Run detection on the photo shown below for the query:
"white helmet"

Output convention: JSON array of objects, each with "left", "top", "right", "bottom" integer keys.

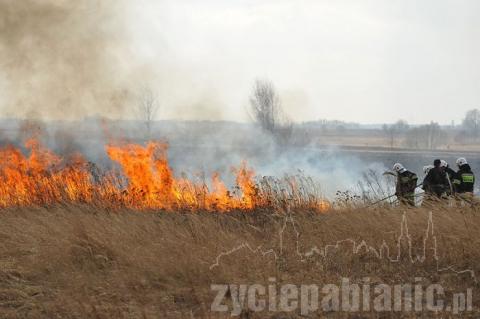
[
  {"left": 423, "top": 165, "right": 434, "bottom": 175},
  {"left": 393, "top": 163, "right": 406, "bottom": 173},
  {"left": 440, "top": 160, "right": 448, "bottom": 168},
  {"left": 456, "top": 157, "right": 467, "bottom": 167}
]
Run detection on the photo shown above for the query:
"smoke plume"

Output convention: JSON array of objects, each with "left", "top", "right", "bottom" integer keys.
[{"left": 0, "top": 0, "right": 140, "bottom": 119}]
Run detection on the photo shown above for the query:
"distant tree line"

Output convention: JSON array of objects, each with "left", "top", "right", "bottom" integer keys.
[
  {"left": 382, "top": 108, "right": 480, "bottom": 150},
  {"left": 457, "top": 109, "right": 480, "bottom": 141},
  {"left": 404, "top": 122, "right": 447, "bottom": 150},
  {"left": 248, "top": 76, "right": 480, "bottom": 150}
]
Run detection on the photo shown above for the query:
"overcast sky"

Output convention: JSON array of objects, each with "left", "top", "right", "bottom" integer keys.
[
  {"left": 1, "top": 0, "right": 478, "bottom": 124},
  {"left": 126, "top": 0, "right": 480, "bottom": 124}
]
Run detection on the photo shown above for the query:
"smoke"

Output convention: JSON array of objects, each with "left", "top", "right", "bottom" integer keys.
[
  {"left": 0, "top": 0, "right": 141, "bottom": 119},
  {"left": 0, "top": 1, "right": 395, "bottom": 199},
  {"left": 153, "top": 124, "right": 390, "bottom": 199}
]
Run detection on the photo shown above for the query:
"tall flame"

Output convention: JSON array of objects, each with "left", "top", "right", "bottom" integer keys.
[{"left": 0, "top": 139, "right": 330, "bottom": 212}]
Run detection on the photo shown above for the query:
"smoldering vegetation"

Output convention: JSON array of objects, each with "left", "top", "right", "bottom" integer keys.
[
  {"left": 2, "top": 115, "right": 479, "bottom": 204},
  {"left": 0, "top": 117, "right": 393, "bottom": 200},
  {"left": 0, "top": 1, "right": 478, "bottom": 202}
]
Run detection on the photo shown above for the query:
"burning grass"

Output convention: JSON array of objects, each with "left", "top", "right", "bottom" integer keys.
[
  {"left": 0, "top": 204, "right": 479, "bottom": 318},
  {"left": 0, "top": 139, "right": 329, "bottom": 212},
  {"left": 1, "top": 138, "right": 479, "bottom": 317}
]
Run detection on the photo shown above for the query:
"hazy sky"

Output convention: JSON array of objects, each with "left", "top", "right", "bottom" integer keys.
[
  {"left": 127, "top": 0, "right": 480, "bottom": 124},
  {"left": 1, "top": 0, "right": 479, "bottom": 124}
]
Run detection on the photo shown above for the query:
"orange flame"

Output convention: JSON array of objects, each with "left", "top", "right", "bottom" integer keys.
[{"left": 0, "top": 139, "right": 331, "bottom": 212}]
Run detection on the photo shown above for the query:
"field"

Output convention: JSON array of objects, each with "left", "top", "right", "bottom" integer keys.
[
  {"left": 1, "top": 203, "right": 479, "bottom": 318},
  {"left": 2, "top": 0, "right": 479, "bottom": 318},
  {"left": 0, "top": 124, "right": 479, "bottom": 318}
]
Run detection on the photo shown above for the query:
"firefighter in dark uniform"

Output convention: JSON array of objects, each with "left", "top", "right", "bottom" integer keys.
[
  {"left": 423, "top": 159, "right": 448, "bottom": 198},
  {"left": 422, "top": 165, "right": 434, "bottom": 197},
  {"left": 393, "top": 163, "right": 418, "bottom": 206},
  {"left": 440, "top": 160, "right": 456, "bottom": 195},
  {"left": 453, "top": 157, "right": 475, "bottom": 201}
]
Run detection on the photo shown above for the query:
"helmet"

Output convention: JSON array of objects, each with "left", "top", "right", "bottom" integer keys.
[
  {"left": 393, "top": 163, "right": 406, "bottom": 173},
  {"left": 440, "top": 160, "right": 448, "bottom": 168},
  {"left": 456, "top": 157, "right": 467, "bottom": 167},
  {"left": 423, "top": 165, "right": 434, "bottom": 175}
]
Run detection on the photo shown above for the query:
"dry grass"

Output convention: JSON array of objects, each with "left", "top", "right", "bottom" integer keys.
[{"left": 0, "top": 204, "right": 479, "bottom": 318}]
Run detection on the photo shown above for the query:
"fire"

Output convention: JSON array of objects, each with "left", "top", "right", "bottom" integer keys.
[
  {"left": 317, "top": 200, "right": 331, "bottom": 211},
  {"left": 0, "top": 139, "right": 331, "bottom": 212},
  {"left": 233, "top": 161, "right": 258, "bottom": 209},
  {"left": 105, "top": 142, "right": 177, "bottom": 209},
  {"left": 0, "top": 139, "right": 93, "bottom": 206}
]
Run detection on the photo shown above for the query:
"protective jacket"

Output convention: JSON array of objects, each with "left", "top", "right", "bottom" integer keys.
[
  {"left": 423, "top": 167, "right": 447, "bottom": 197},
  {"left": 396, "top": 170, "right": 418, "bottom": 205},
  {"left": 444, "top": 166, "right": 456, "bottom": 194},
  {"left": 454, "top": 164, "right": 475, "bottom": 193}
]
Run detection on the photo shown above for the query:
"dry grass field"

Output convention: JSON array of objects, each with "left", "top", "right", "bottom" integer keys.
[{"left": 0, "top": 203, "right": 479, "bottom": 318}]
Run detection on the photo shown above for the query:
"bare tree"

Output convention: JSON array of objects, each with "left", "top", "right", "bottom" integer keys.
[
  {"left": 405, "top": 127, "right": 421, "bottom": 149},
  {"left": 249, "top": 79, "right": 292, "bottom": 143},
  {"left": 382, "top": 120, "right": 409, "bottom": 149},
  {"left": 137, "top": 87, "right": 159, "bottom": 138},
  {"left": 405, "top": 122, "right": 446, "bottom": 150},
  {"left": 462, "top": 108, "right": 480, "bottom": 140}
]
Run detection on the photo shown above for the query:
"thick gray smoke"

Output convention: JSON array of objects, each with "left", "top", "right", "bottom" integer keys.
[
  {"left": 135, "top": 122, "right": 391, "bottom": 199},
  {"left": 0, "top": 0, "right": 142, "bottom": 119},
  {"left": 0, "top": 1, "right": 393, "bottom": 199}
]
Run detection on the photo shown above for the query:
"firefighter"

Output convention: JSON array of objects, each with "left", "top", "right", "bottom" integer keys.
[
  {"left": 393, "top": 163, "right": 418, "bottom": 206},
  {"left": 422, "top": 165, "right": 434, "bottom": 195},
  {"left": 423, "top": 159, "right": 448, "bottom": 198},
  {"left": 423, "top": 165, "right": 434, "bottom": 175},
  {"left": 454, "top": 158, "right": 475, "bottom": 200},
  {"left": 440, "top": 160, "right": 455, "bottom": 195}
]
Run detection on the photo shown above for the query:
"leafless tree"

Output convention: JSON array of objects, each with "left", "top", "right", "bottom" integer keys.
[
  {"left": 137, "top": 87, "right": 159, "bottom": 138},
  {"left": 382, "top": 119, "right": 409, "bottom": 149},
  {"left": 405, "top": 122, "right": 446, "bottom": 150},
  {"left": 462, "top": 108, "right": 480, "bottom": 140},
  {"left": 249, "top": 79, "right": 292, "bottom": 143}
]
